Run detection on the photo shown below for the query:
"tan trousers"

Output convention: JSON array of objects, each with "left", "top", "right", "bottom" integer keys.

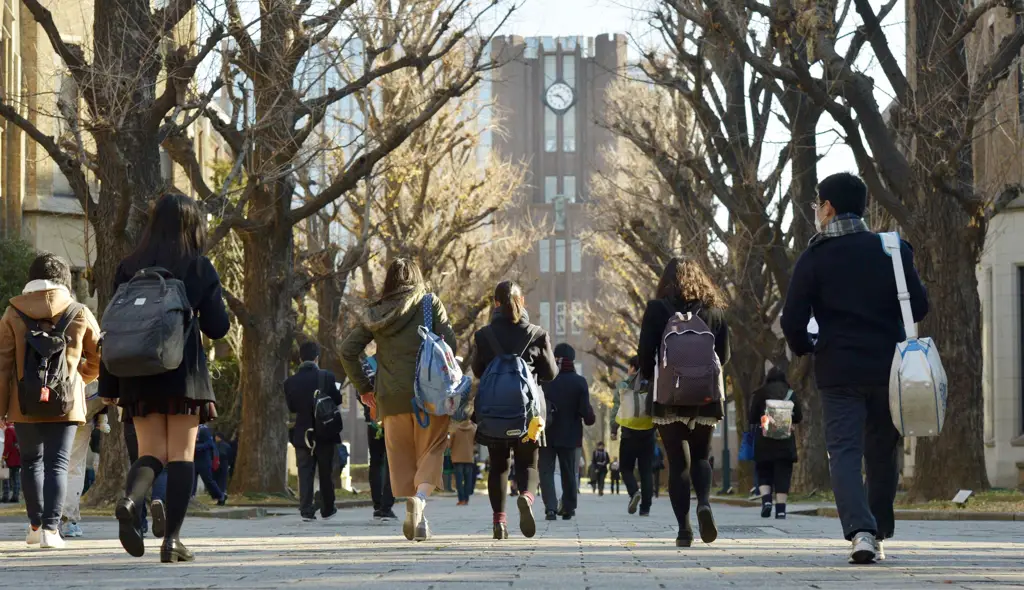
[{"left": 383, "top": 413, "right": 450, "bottom": 497}]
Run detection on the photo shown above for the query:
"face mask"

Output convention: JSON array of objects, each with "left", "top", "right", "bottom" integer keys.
[{"left": 814, "top": 211, "right": 824, "bottom": 233}]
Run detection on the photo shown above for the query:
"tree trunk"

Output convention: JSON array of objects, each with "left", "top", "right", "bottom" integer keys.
[
  {"left": 788, "top": 355, "right": 830, "bottom": 494},
  {"left": 231, "top": 218, "right": 294, "bottom": 494}
]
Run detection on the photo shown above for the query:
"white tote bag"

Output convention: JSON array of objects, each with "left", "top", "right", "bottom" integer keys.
[{"left": 880, "top": 232, "right": 948, "bottom": 437}]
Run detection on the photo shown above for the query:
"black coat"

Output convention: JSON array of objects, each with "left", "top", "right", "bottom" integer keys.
[
  {"left": 285, "top": 363, "right": 344, "bottom": 449},
  {"left": 747, "top": 379, "right": 803, "bottom": 463},
  {"left": 541, "top": 368, "right": 595, "bottom": 449},
  {"left": 471, "top": 311, "right": 558, "bottom": 445},
  {"left": 99, "top": 256, "right": 230, "bottom": 404},
  {"left": 637, "top": 297, "right": 731, "bottom": 420}
]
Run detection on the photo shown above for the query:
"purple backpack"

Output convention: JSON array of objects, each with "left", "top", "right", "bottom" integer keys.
[{"left": 654, "top": 305, "right": 722, "bottom": 407}]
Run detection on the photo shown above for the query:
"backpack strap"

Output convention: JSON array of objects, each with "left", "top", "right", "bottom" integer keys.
[
  {"left": 483, "top": 326, "right": 505, "bottom": 356},
  {"left": 10, "top": 306, "right": 39, "bottom": 331},
  {"left": 422, "top": 294, "right": 434, "bottom": 334},
  {"left": 784, "top": 389, "right": 793, "bottom": 402},
  {"left": 54, "top": 303, "right": 86, "bottom": 336},
  {"left": 880, "top": 232, "right": 917, "bottom": 340},
  {"left": 315, "top": 369, "right": 326, "bottom": 398}
]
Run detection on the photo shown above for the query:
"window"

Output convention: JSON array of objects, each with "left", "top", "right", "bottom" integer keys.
[
  {"left": 539, "top": 239, "right": 550, "bottom": 273},
  {"left": 571, "top": 239, "right": 582, "bottom": 272},
  {"left": 544, "top": 176, "right": 558, "bottom": 203},
  {"left": 545, "top": 108, "right": 557, "bottom": 152},
  {"left": 539, "top": 301, "right": 551, "bottom": 332},
  {"left": 563, "top": 106, "right": 576, "bottom": 152},
  {"left": 571, "top": 301, "right": 583, "bottom": 334},
  {"left": 564, "top": 176, "right": 577, "bottom": 203},
  {"left": 554, "top": 196, "right": 566, "bottom": 231},
  {"left": 555, "top": 239, "right": 566, "bottom": 272},
  {"left": 544, "top": 54, "right": 557, "bottom": 87},
  {"left": 562, "top": 55, "right": 575, "bottom": 88},
  {"left": 555, "top": 302, "right": 567, "bottom": 335}
]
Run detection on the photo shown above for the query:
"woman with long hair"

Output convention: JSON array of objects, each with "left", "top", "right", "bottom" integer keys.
[
  {"left": 470, "top": 280, "right": 557, "bottom": 540},
  {"left": 100, "top": 192, "right": 230, "bottom": 563},
  {"left": 637, "top": 257, "right": 730, "bottom": 547},
  {"left": 340, "top": 258, "right": 457, "bottom": 542}
]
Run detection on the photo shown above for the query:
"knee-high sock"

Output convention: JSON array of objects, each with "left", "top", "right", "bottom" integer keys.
[
  {"left": 124, "top": 456, "right": 164, "bottom": 505},
  {"left": 164, "top": 461, "right": 195, "bottom": 540}
]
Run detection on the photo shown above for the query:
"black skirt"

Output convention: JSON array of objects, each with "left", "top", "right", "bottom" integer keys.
[{"left": 121, "top": 397, "right": 218, "bottom": 424}]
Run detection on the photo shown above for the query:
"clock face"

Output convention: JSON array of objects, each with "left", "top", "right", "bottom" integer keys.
[{"left": 545, "top": 82, "right": 575, "bottom": 112}]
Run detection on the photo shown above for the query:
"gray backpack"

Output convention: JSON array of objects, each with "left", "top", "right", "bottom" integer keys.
[
  {"left": 654, "top": 303, "right": 723, "bottom": 407},
  {"left": 100, "top": 267, "right": 194, "bottom": 377}
]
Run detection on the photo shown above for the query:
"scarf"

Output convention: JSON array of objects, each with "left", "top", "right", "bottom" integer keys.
[
  {"left": 809, "top": 213, "right": 870, "bottom": 247},
  {"left": 559, "top": 358, "right": 576, "bottom": 372}
]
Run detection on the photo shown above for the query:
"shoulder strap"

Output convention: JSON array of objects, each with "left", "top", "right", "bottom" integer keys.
[
  {"left": 10, "top": 306, "right": 39, "bottom": 331},
  {"left": 315, "top": 369, "right": 326, "bottom": 398},
  {"left": 54, "top": 302, "right": 86, "bottom": 335},
  {"left": 422, "top": 294, "right": 434, "bottom": 334},
  {"left": 784, "top": 389, "right": 793, "bottom": 402},
  {"left": 483, "top": 326, "right": 505, "bottom": 356},
  {"left": 879, "top": 232, "right": 917, "bottom": 339}
]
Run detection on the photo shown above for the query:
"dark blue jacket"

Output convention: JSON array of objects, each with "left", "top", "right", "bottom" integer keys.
[
  {"left": 781, "top": 231, "right": 929, "bottom": 388},
  {"left": 195, "top": 425, "right": 218, "bottom": 463},
  {"left": 541, "top": 367, "right": 595, "bottom": 449}
]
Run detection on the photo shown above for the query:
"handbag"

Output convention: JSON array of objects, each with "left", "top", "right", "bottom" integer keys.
[
  {"left": 738, "top": 430, "right": 755, "bottom": 462},
  {"left": 0, "top": 465, "right": 9, "bottom": 480}
]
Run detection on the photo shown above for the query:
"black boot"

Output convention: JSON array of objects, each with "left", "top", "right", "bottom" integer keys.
[
  {"left": 760, "top": 495, "right": 773, "bottom": 518},
  {"left": 117, "top": 456, "right": 163, "bottom": 557},
  {"left": 162, "top": 461, "right": 196, "bottom": 562},
  {"left": 160, "top": 537, "right": 195, "bottom": 563},
  {"left": 492, "top": 522, "right": 508, "bottom": 540},
  {"left": 775, "top": 503, "right": 787, "bottom": 519}
]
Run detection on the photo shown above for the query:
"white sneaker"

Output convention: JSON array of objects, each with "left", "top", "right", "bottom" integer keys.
[
  {"left": 876, "top": 539, "right": 886, "bottom": 561},
  {"left": 40, "top": 529, "right": 66, "bottom": 549},
  {"left": 26, "top": 527, "right": 41, "bottom": 546},
  {"left": 403, "top": 497, "right": 425, "bottom": 541},
  {"left": 849, "top": 532, "right": 878, "bottom": 564},
  {"left": 61, "top": 521, "right": 83, "bottom": 538}
]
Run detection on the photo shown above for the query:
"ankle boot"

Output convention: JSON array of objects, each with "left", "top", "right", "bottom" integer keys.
[
  {"left": 493, "top": 522, "right": 509, "bottom": 540},
  {"left": 160, "top": 537, "right": 195, "bottom": 563}
]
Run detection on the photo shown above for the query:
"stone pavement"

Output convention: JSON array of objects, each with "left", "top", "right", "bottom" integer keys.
[{"left": 1, "top": 491, "right": 1022, "bottom": 589}]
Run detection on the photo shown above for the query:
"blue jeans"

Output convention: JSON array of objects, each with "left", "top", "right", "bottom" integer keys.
[
  {"left": 820, "top": 385, "right": 901, "bottom": 541},
  {"left": 453, "top": 463, "right": 475, "bottom": 502},
  {"left": 14, "top": 423, "right": 77, "bottom": 531}
]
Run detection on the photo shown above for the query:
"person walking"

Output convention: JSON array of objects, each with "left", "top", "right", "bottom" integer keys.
[
  {"left": 471, "top": 280, "right": 557, "bottom": 540},
  {"left": 747, "top": 367, "right": 802, "bottom": 520},
  {"left": 340, "top": 258, "right": 457, "bottom": 542},
  {"left": 0, "top": 252, "right": 102, "bottom": 549},
  {"left": 192, "top": 424, "right": 226, "bottom": 505},
  {"left": 2, "top": 422, "right": 21, "bottom": 503},
  {"left": 539, "top": 344, "right": 594, "bottom": 522},
  {"left": 450, "top": 420, "right": 477, "bottom": 506},
  {"left": 609, "top": 458, "right": 621, "bottom": 495},
  {"left": 652, "top": 444, "right": 665, "bottom": 498},
  {"left": 591, "top": 442, "right": 610, "bottom": 496},
  {"left": 637, "top": 257, "right": 731, "bottom": 548},
  {"left": 101, "top": 192, "right": 231, "bottom": 563},
  {"left": 782, "top": 173, "right": 928, "bottom": 564},
  {"left": 359, "top": 354, "right": 396, "bottom": 521},
  {"left": 62, "top": 389, "right": 108, "bottom": 538},
  {"left": 213, "top": 432, "right": 234, "bottom": 497},
  {"left": 611, "top": 356, "right": 655, "bottom": 516},
  {"left": 285, "top": 341, "right": 344, "bottom": 522}
]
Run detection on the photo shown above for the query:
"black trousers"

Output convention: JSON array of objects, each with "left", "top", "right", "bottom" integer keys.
[
  {"left": 610, "top": 471, "right": 620, "bottom": 494},
  {"left": 539, "top": 446, "right": 578, "bottom": 515},
  {"left": 619, "top": 428, "right": 655, "bottom": 511},
  {"left": 367, "top": 425, "right": 394, "bottom": 513},
  {"left": 297, "top": 443, "right": 336, "bottom": 518},
  {"left": 487, "top": 440, "right": 538, "bottom": 515},
  {"left": 755, "top": 460, "right": 794, "bottom": 495},
  {"left": 657, "top": 422, "right": 714, "bottom": 539}
]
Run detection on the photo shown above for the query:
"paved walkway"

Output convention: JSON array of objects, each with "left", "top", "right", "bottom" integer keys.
[{"left": 1, "top": 492, "right": 1022, "bottom": 589}]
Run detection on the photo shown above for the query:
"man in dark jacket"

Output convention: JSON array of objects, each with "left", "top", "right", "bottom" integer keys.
[
  {"left": 193, "top": 424, "right": 226, "bottom": 505},
  {"left": 539, "top": 344, "right": 594, "bottom": 521},
  {"left": 781, "top": 173, "right": 928, "bottom": 564},
  {"left": 285, "top": 341, "right": 344, "bottom": 522}
]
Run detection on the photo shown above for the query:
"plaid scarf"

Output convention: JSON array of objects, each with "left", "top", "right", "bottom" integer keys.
[{"left": 809, "top": 213, "right": 870, "bottom": 246}]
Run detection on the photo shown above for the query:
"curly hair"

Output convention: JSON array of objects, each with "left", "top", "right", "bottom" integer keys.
[{"left": 655, "top": 257, "right": 726, "bottom": 309}]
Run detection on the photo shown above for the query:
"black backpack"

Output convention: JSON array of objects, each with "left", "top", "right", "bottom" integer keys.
[
  {"left": 13, "top": 302, "right": 85, "bottom": 418},
  {"left": 100, "top": 267, "right": 194, "bottom": 377},
  {"left": 312, "top": 370, "right": 343, "bottom": 442}
]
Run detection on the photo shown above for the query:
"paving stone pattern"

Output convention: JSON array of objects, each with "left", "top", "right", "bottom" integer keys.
[{"left": 1, "top": 492, "right": 1022, "bottom": 589}]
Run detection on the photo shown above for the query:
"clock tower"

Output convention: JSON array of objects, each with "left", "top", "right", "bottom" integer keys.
[{"left": 489, "top": 34, "right": 628, "bottom": 389}]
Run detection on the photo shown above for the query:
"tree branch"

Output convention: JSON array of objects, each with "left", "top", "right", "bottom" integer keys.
[
  {"left": 852, "top": 0, "right": 908, "bottom": 105},
  {"left": 21, "top": 0, "right": 89, "bottom": 83},
  {"left": 150, "top": 26, "right": 227, "bottom": 131},
  {"left": 152, "top": 0, "right": 196, "bottom": 35}
]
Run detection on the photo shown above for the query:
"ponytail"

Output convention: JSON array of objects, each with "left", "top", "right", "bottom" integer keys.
[{"left": 495, "top": 280, "right": 525, "bottom": 324}]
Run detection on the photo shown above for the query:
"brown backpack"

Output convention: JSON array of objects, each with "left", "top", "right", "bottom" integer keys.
[{"left": 654, "top": 304, "right": 723, "bottom": 407}]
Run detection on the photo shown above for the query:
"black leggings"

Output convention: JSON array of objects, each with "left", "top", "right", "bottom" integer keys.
[
  {"left": 487, "top": 440, "right": 539, "bottom": 515},
  {"left": 755, "top": 460, "right": 793, "bottom": 495},
  {"left": 657, "top": 422, "right": 714, "bottom": 536}
]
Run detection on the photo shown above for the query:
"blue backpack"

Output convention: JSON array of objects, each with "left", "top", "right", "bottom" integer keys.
[
  {"left": 413, "top": 294, "right": 471, "bottom": 427},
  {"left": 475, "top": 326, "right": 545, "bottom": 440}
]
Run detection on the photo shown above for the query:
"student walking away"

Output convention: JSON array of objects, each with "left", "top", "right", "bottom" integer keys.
[
  {"left": 652, "top": 444, "right": 665, "bottom": 498},
  {"left": 472, "top": 280, "right": 557, "bottom": 540},
  {"left": 591, "top": 442, "right": 610, "bottom": 496},
  {"left": 442, "top": 447, "right": 454, "bottom": 493},
  {"left": 747, "top": 367, "right": 802, "bottom": 520},
  {"left": 539, "top": 343, "right": 594, "bottom": 522},
  {"left": 340, "top": 258, "right": 457, "bottom": 542},
  {"left": 2, "top": 422, "right": 21, "bottom": 503},
  {"left": 192, "top": 424, "right": 226, "bottom": 505},
  {"left": 100, "top": 193, "right": 230, "bottom": 563},
  {"left": 609, "top": 458, "right": 621, "bottom": 495},
  {"left": 782, "top": 173, "right": 928, "bottom": 564},
  {"left": 638, "top": 257, "right": 731, "bottom": 548},
  {"left": 360, "top": 355, "right": 397, "bottom": 521},
  {"left": 285, "top": 341, "right": 344, "bottom": 522},
  {"left": 0, "top": 253, "right": 102, "bottom": 549},
  {"left": 213, "top": 432, "right": 234, "bottom": 496},
  {"left": 450, "top": 420, "right": 477, "bottom": 506},
  {"left": 62, "top": 389, "right": 108, "bottom": 537},
  {"left": 611, "top": 355, "right": 656, "bottom": 516}
]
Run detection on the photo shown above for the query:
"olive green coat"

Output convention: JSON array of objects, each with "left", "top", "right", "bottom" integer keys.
[{"left": 340, "top": 287, "right": 457, "bottom": 419}]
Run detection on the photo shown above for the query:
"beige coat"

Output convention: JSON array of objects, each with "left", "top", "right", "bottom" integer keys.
[
  {"left": 0, "top": 284, "right": 101, "bottom": 425},
  {"left": 449, "top": 421, "right": 477, "bottom": 464}
]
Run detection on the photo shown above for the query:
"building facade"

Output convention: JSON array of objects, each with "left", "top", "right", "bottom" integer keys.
[{"left": 490, "top": 34, "right": 627, "bottom": 386}]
